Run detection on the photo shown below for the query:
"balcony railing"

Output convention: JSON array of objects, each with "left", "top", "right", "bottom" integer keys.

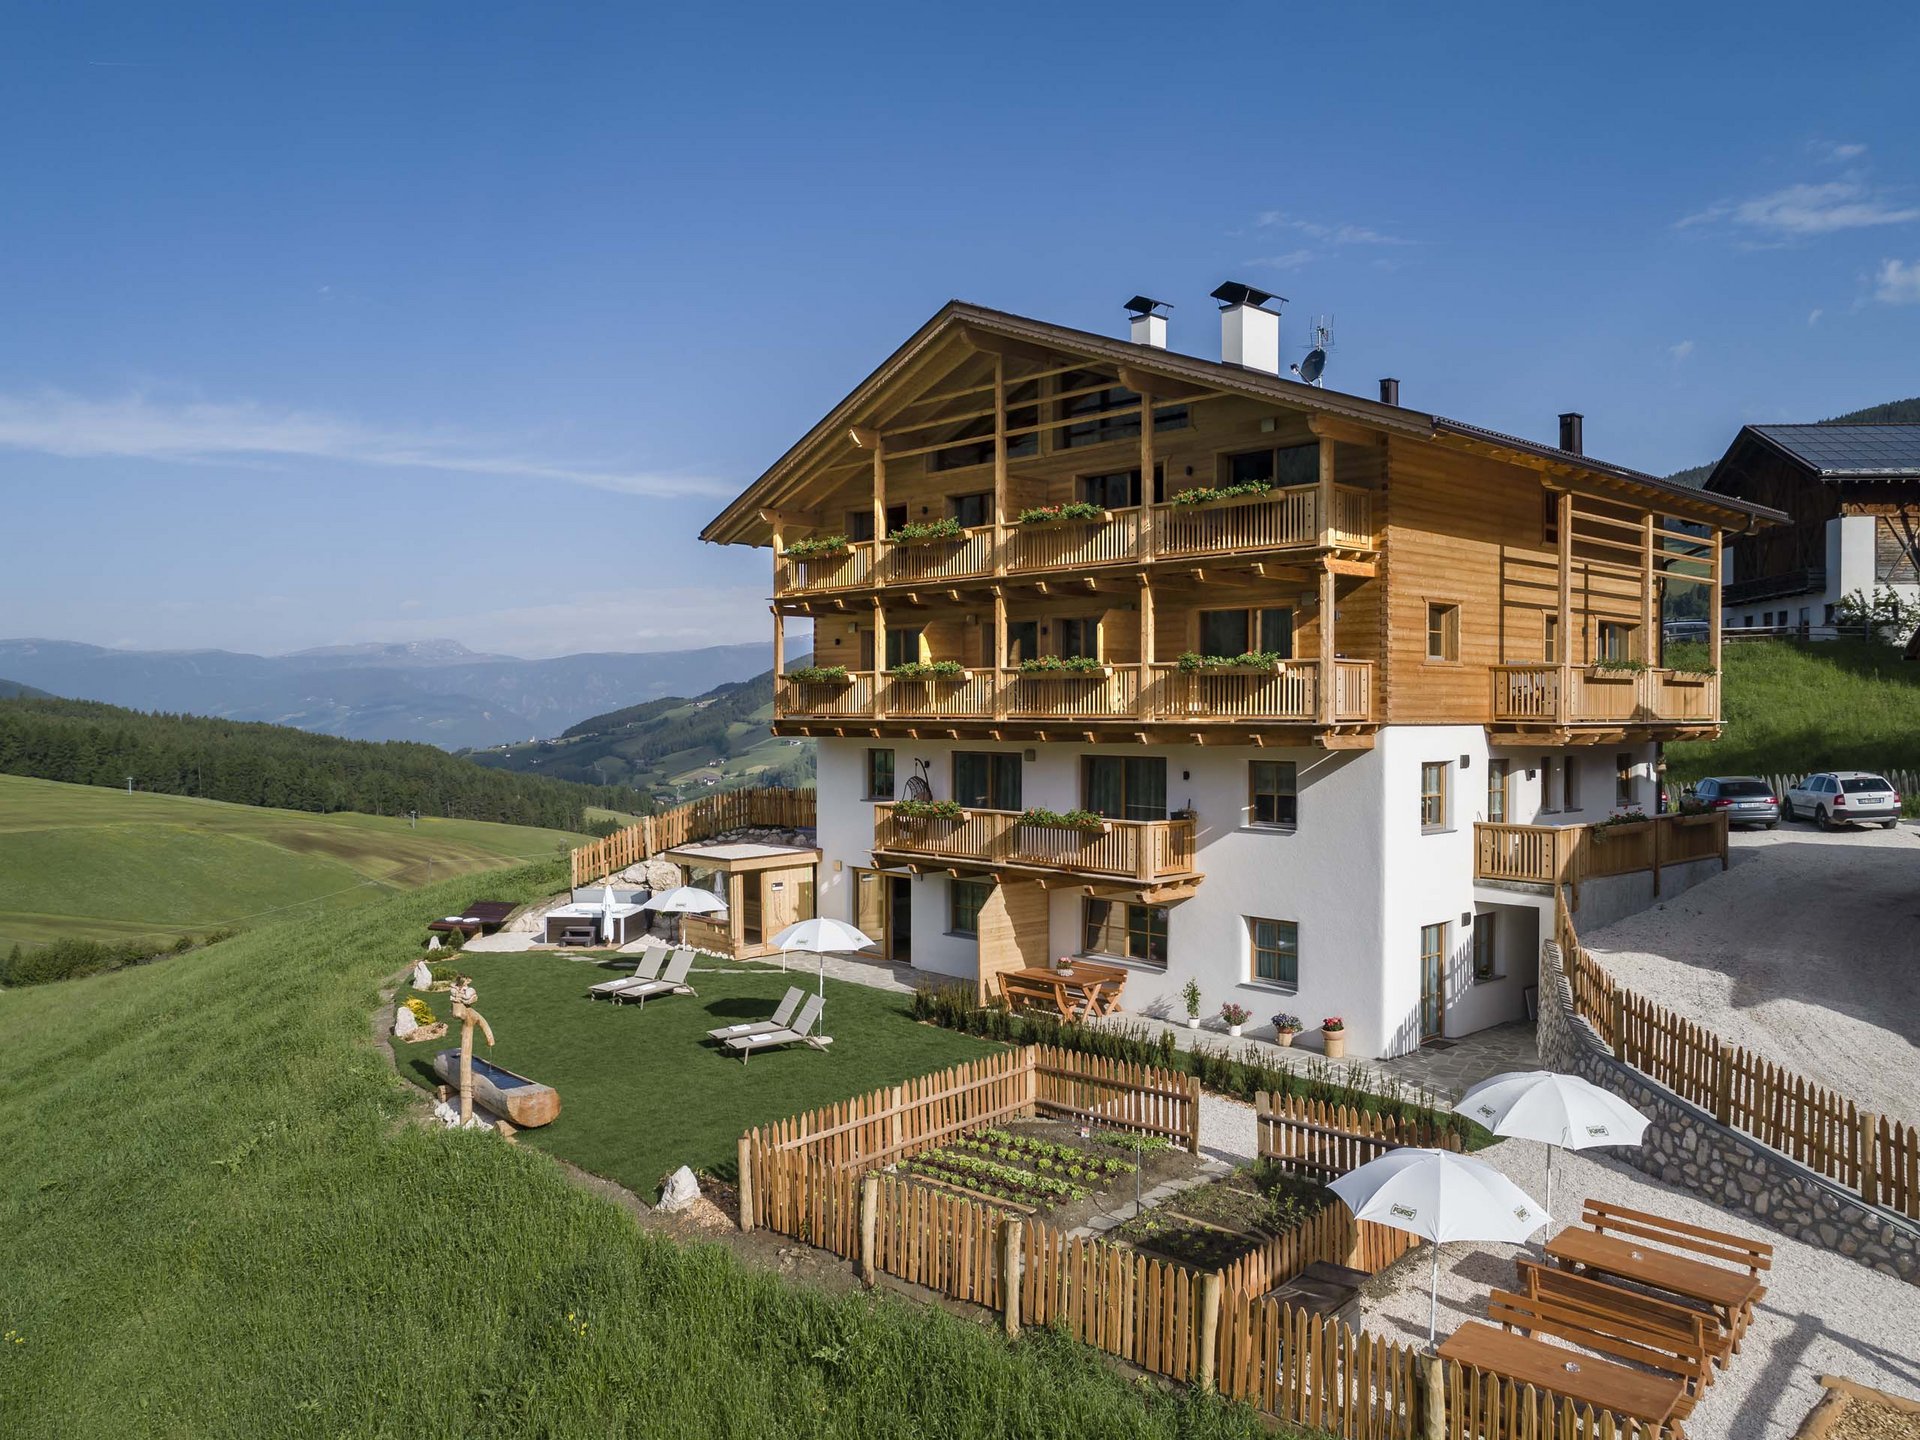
[
  {"left": 1474, "top": 814, "right": 1729, "bottom": 890},
  {"left": 872, "top": 804, "right": 1198, "bottom": 883},
  {"left": 774, "top": 661, "right": 1376, "bottom": 726},
  {"left": 774, "top": 485, "right": 1376, "bottom": 595},
  {"left": 1489, "top": 665, "right": 1720, "bottom": 726}
]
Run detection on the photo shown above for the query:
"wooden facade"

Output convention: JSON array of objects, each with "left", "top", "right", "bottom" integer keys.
[{"left": 708, "top": 303, "right": 1778, "bottom": 755}]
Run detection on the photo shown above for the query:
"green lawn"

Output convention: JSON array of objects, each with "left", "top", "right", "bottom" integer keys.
[
  {"left": 0, "top": 860, "right": 1276, "bottom": 1439},
  {"left": 404, "top": 953, "right": 999, "bottom": 1195},
  {"left": 0, "top": 774, "right": 585, "bottom": 952},
  {"left": 1667, "top": 639, "right": 1920, "bottom": 787}
]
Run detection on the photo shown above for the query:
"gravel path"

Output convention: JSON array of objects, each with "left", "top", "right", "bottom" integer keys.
[
  {"left": 1355, "top": 1141, "right": 1920, "bottom": 1440},
  {"left": 1583, "top": 820, "right": 1920, "bottom": 1122}
]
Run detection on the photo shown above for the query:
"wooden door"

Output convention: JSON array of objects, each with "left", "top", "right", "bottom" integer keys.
[
  {"left": 855, "top": 868, "right": 897, "bottom": 960},
  {"left": 1418, "top": 923, "right": 1446, "bottom": 1041}
]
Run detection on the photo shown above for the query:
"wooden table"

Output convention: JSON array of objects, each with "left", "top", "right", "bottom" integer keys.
[
  {"left": 1548, "top": 1226, "right": 1763, "bottom": 1337},
  {"left": 997, "top": 963, "right": 1127, "bottom": 1020},
  {"left": 1440, "top": 1321, "right": 1687, "bottom": 1431}
]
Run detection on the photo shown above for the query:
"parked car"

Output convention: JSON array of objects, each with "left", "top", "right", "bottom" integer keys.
[
  {"left": 1686, "top": 776, "right": 1779, "bottom": 828},
  {"left": 1782, "top": 771, "right": 1903, "bottom": 829}
]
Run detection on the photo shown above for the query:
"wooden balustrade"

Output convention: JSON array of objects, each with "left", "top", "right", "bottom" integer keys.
[
  {"left": 1328, "top": 485, "right": 1372, "bottom": 547},
  {"left": 1003, "top": 668, "right": 1139, "bottom": 720},
  {"left": 1003, "top": 511, "right": 1141, "bottom": 572},
  {"left": 776, "top": 671, "right": 877, "bottom": 718},
  {"left": 1473, "top": 813, "right": 1728, "bottom": 891},
  {"left": 1333, "top": 660, "right": 1373, "bottom": 721},
  {"left": 1151, "top": 663, "right": 1318, "bottom": 720},
  {"left": 883, "top": 525, "right": 995, "bottom": 585},
  {"left": 1154, "top": 487, "right": 1317, "bottom": 559},
  {"left": 1490, "top": 665, "right": 1722, "bottom": 725},
  {"left": 883, "top": 670, "right": 996, "bottom": 719},
  {"left": 774, "top": 541, "right": 875, "bottom": 594},
  {"left": 872, "top": 804, "right": 1198, "bottom": 881}
]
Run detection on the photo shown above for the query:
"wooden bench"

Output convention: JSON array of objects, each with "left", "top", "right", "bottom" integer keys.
[
  {"left": 1485, "top": 1288, "right": 1708, "bottom": 1418},
  {"left": 1515, "top": 1257, "right": 1731, "bottom": 1375},
  {"left": 996, "top": 963, "right": 1127, "bottom": 1021},
  {"left": 1583, "top": 1200, "right": 1773, "bottom": 1278},
  {"left": 1548, "top": 1199, "right": 1770, "bottom": 1351},
  {"left": 1439, "top": 1321, "right": 1689, "bottom": 1436}
]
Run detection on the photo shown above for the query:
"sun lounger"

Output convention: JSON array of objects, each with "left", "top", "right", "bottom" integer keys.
[
  {"left": 706, "top": 987, "right": 806, "bottom": 1043},
  {"left": 723, "top": 994, "right": 830, "bottom": 1062},
  {"left": 612, "top": 948, "right": 696, "bottom": 1006},
  {"left": 586, "top": 946, "right": 669, "bottom": 1000}
]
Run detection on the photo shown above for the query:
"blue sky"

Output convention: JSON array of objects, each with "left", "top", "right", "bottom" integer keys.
[{"left": 2, "top": 1, "right": 1915, "bottom": 658}]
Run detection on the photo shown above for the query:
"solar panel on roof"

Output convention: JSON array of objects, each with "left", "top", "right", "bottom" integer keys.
[{"left": 1753, "top": 425, "right": 1920, "bottom": 477}]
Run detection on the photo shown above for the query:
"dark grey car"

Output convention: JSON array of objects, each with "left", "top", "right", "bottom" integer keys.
[{"left": 1688, "top": 776, "right": 1780, "bottom": 828}]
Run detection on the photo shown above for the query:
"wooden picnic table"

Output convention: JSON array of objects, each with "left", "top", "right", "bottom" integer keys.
[
  {"left": 1548, "top": 1225, "right": 1763, "bottom": 1336},
  {"left": 996, "top": 962, "right": 1127, "bottom": 1021},
  {"left": 1440, "top": 1321, "right": 1688, "bottom": 1431}
]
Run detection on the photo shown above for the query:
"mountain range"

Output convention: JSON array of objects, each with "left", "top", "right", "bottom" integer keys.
[{"left": 0, "top": 639, "right": 771, "bottom": 750}]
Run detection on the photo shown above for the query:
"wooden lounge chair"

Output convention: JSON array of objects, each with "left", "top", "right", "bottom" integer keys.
[
  {"left": 1485, "top": 1288, "right": 1708, "bottom": 1416},
  {"left": 586, "top": 947, "right": 668, "bottom": 1000},
  {"left": 612, "top": 948, "right": 696, "bottom": 1007},
  {"left": 723, "top": 994, "right": 830, "bottom": 1062},
  {"left": 706, "top": 987, "right": 805, "bottom": 1043},
  {"left": 1515, "top": 1257, "right": 1731, "bottom": 1375}
]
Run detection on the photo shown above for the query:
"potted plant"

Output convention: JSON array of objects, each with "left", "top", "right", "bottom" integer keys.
[
  {"left": 782, "top": 533, "right": 850, "bottom": 562},
  {"left": 785, "top": 664, "right": 850, "bottom": 687},
  {"left": 1017, "top": 654, "right": 1108, "bottom": 678},
  {"left": 1220, "top": 1002, "right": 1252, "bottom": 1039},
  {"left": 888, "top": 517, "right": 965, "bottom": 546},
  {"left": 1167, "top": 478, "right": 1275, "bottom": 508},
  {"left": 1016, "top": 806, "right": 1107, "bottom": 834},
  {"left": 1176, "top": 650, "right": 1287, "bottom": 674},
  {"left": 1182, "top": 979, "right": 1202, "bottom": 1031},
  {"left": 892, "top": 797, "right": 964, "bottom": 823},
  {"left": 1321, "top": 1015, "right": 1347, "bottom": 1060},
  {"left": 887, "top": 660, "right": 968, "bottom": 682},
  {"left": 1016, "top": 501, "right": 1108, "bottom": 526},
  {"left": 1271, "top": 1013, "right": 1303, "bottom": 1047},
  {"left": 1054, "top": 954, "right": 1075, "bottom": 978}
]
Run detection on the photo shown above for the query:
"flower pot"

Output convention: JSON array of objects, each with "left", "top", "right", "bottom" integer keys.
[
  {"left": 1274, "top": 1031, "right": 1297, "bottom": 1048},
  {"left": 1322, "top": 1029, "right": 1346, "bottom": 1059},
  {"left": 1228, "top": 1024, "right": 1243, "bottom": 1039},
  {"left": 1186, "top": 1016, "right": 1200, "bottom": 1031}
]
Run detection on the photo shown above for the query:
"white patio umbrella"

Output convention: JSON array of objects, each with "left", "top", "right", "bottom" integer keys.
[
  {"left": 639, "top": 884, "right": 728, "bottom": 944},
  {"left": 1327, "top": 1147, "right": 1549, "bottom": 1346},
  {"left": 1453, "top": 1070, "right": 1648, "bottom": 1229},
  {"left": 769, "top": 917, "right": 877, "bottom": 1000},
  {"left": 598, "top": 883, "right": 619, "bottom": 945}
]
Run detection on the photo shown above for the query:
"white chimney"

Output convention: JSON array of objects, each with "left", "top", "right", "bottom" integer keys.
[
  {"left": 1124, "top": 295, "right": 1170, "bottom": 348},
  {"left": 1212, "top": 281, "right": 1283, "bottom": 374}
]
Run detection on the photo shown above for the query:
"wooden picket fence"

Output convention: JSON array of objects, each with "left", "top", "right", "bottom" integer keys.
[
  {"left": 1255, "top": 1092, "right": 1466, "bottom": 1179},
  {"left": 1218, "top": 1200, "right": 1423, "bottom": 1297},
  {"left": 1022, "top": 1220, "right": 1210, "bottom": 1382},
  {"left": 1559, "top": 902, "right": 1920, "bottom": 1221},
  {"left": 1217, "top": 1293, "right": 1424, "bottom": 1435},
  {"left": 1034, "top": 1048, "right": 1202, "bottom": 1150},
  {"left": 1440, "top": 1362, "right": 1673, "bottom": 1440},
  {"left": 570, "top": 786, "right": 816, "bottom": 885}
]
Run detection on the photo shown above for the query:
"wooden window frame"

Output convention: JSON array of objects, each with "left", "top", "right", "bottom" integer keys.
[
  {"left": 1472, "top": 913, "right": 1499, "bottom": 983},
  {"left": 1597, "top": 621, "right": 1636, "bottom": 664},
  {"left": 1248, "top": 916, "right": 1299, "bottom": 990},
  {"left": 1420, "top": 760, "right": 1450, "bottom": 832},
  {"left": 1562, "top": 754, "right": 1580, "bottom": 811},
  {"left": 947, "top": 877, "right": 993, "bottom": 938},
  {"left": 865, "top": 748, "right": 895, "bottom": 801},
  {"left": 1196, "top": 605, "right": 1294, "bottom": 659},
  {"left": 1615, "top": 752, "right": 1635, "bottom": 809},
  {"left": 1081, "top": 898, "right": 1169, "bottom": 967},
  {"left": 1486, "top": 758, "right": 1510, "bottom": 824},
  {"left": 1249, "top": 760, "right": 1298, "bottom": 830},
  {"left": 952, "top": 751, "right": 1022, "bottom": 812},
  {"left": 1543, "top": 613, "right": 1559, "bottom": 664},
  {"left": 1425, "top": 601, "right": 1461, "bottom": 663}
]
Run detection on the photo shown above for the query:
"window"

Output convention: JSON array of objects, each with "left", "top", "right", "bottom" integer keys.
[
  {"left": 1197, "top": 607, "right": 1294, "bottom": 659},
  {"left": 1562, "top": 755, "right": 1580, "bottom": 811},
  {"left": 953, "top": 751, "right": 1021, "bottom": 811},
  {"left": 1420, "top": 761, "right": 1449, "bottom": 831},
  {"left": 1058, "top": 616, "right": 1101, "bottom": 660},
  {"left": 1543, "top": 614, "right": 1559, "bottom": 664},
  {"left": 1249, "top": 917, "right": 1299, "bottom": 988},
  {"left": 1542, "top": 490, "right": 1560, "bottom": 545},
  {"left": 1223, "top": 442, "right": 1318, "bottom": 489},
  {"left": 1472, "top": 913, "right": 1498, "bottom": 982},
  {"left": 1082, "top": 899, "right": 1168, "bottom": 965},
  {"left": 949, "top": 491, "right": 991, "bottom": 528},
  {"left": 1250, "top": 761, "right": 1298, "bottom": 828},
  {"left": 1079, "top": 465, "right": 1165, "bottom": 509},
  {"left": 1539, "top": 756, "right": 1555, "bottom": 812},
  {"left": 847, "top": 505, "right": 905, "bottom": 543},
  {"left": 1083, "top": 755, "right": 1167, "bottom": 821},
  {"left": 885, "top": 626, "right": 925, "bottom": 669},
  {"left": 931, "top": 383, "right": 1039, "bottom": 470},
  {"left": 1615, "top": 753, "right": 1635, "bottom": 808},
  {"left": 1054, "top": 370, "right": 1189, "bottom": 450},
  {"left": 1005, "top": 619, "right": 1039, "bottom": 665},
  {"left": 1426, "top": 603, "right": 1460, "bottom": 662},
  {"left": 1598, "top": 622, "right": 1634, "bottom": 662},
  {"left": 949, "top": 878, "right": 993, "bottom": 937},
  {"left": 1486, "top": 758, "right": 1510, "bottom": 824},
  {"left": 865, "top": 748, "right": 895, "bottom": 800}
]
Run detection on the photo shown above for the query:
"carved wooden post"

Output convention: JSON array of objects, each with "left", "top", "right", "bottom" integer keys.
[
  {"left": 1421, "top": 1354, "right": 1447, "bottom": 1440},
  {"left": 448, "top": 977, "right": 493, "bottom": 1125},
  {"left": 1002, "top": 1216, "right": 1023, "bottom": 1336},
  {"left": 737, "top": 1135, "right": 755, "bottom": 1232}
]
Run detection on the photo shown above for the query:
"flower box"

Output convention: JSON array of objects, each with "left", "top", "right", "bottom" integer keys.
[
  {"left": 888, "top": 519, "right": 965, "bottom": 546},
  {"left": 1016, "top": 659, "right": 1111, "bottom": 679},
  {"left": 1016, "top": 503, "right": 1109, "bottom": 527},
  {"left": 782, "top": 536, "right": 851, "bottom": 562},
  {"left": 786, "top": 666, "right": 851, "bottom": 688}
]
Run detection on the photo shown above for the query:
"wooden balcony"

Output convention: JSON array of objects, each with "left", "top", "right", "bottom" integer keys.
[
  {"left": 773, "top": 485, "right": 1376, "bottom": 596},
  {"left": 1474, "top": 813, "right": 1729, "bottom": 900},
  {"left": 871, "top": 804, "right": 1200, "bottom": 892},
  {"left": 773, "top": 661, "right": 1375, "bottom": 730},
  {"left": 1489, "top": 665, "right": 1720, "bottom": 731}
]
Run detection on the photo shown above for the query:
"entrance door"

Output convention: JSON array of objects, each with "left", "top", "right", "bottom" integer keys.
[
  {"left": 854, "top": 869, "right": 911, "bottom": 963},
  {"left": 888, "top": 876, "right": 912, "bottom": 961},
  {"left": 1418, "top": 922, "right": 1447, "bottom": 1041}
]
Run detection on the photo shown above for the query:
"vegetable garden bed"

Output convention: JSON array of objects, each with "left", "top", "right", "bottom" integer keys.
[
  {"left": 1114, "top": 1164, "right": 1331, "bottom": 1271},
  {"left": 890, "top": 1120, "right": 1199, "bottom": 1219}
]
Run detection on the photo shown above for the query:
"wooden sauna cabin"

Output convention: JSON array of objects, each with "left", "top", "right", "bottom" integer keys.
[{"left": 662, "top": 838, "right": 821, "bottom": 960}]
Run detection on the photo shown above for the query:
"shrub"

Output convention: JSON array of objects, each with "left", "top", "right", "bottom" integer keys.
[
  {"left": 1219, "top": 1003, "right": 1252, "bottom": 1027},
  {"left": 403, "top": 996, "right": 436, "bottom": 1025},
  {"left": 1271, "top": 1013, "right": 1303, "bottom": 1034},
  {"left": 1, "top": 935, "right": 156, "bottom": 986}
]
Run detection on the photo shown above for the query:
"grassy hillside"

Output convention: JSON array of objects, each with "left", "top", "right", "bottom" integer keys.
[
  {"left": 0, "top": 775, "right": 583, "bottom": 953},
  {"left": 0, "top": 678, "right": 53, "bottom": 699},
  {"left": 1667, "top": 639, "right": 1920, "bottom": 782},
  {"left": 0, "top": 864, "right": 1272, "bottom": 1439},
  {"left": 470, "top": 665, "right": 814, "bottom": 802}
]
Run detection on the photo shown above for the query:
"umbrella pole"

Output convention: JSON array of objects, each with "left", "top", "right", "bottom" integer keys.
[
  {"left": 1545, "top": 1145, "right": 1556, "bottom": 1242},
  {"left": 1428, "top": 1242, "right": 1440, "bottom": 1346}
]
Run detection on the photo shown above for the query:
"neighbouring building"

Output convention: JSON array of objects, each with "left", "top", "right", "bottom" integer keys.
[
  {"left": 701, "top": 293, "right": 1780, "bottom": 1059},
  {"left": 1704, "top": 423, "right": 1920, "bottom": 635}
]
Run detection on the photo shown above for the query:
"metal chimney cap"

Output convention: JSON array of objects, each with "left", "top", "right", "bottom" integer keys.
[
  {"left": 1123, "top": 295, "right": 1172, "bottom": 316},
  {"left": 1210, "top": 281, "right": 1281, "bottom": 310}
]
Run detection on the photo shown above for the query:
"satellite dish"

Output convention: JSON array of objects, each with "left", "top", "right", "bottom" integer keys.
[{"left": 1297, "top": 347, "right": 1327, "bottom": 384}]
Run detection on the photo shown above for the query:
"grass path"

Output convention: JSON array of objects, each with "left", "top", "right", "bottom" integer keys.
[{"left": 0, "top": 863, "right": 1279, "bottom": 1438}]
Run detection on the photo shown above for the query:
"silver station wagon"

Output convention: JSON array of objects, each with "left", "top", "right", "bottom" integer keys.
[
  {"left": 1782, "top": 771, "right": 1903, "bottom": 829},
  {"left": 1686, "top": 776, "right": 1779, "bottom": 828}
]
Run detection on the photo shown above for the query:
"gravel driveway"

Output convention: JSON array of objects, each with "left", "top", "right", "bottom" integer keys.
[{"left": 1582, "top": 819, "right": 1920, "bottom": 1122}]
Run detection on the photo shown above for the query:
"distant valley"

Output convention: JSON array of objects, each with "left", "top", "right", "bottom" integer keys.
[{"left": 0, "top": 638, "right": 771, "bottom": 750}]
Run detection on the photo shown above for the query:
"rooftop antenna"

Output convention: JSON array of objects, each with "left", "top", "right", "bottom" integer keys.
[{"left": 1290, "top": 314, "right": 1334, "bottom": 387}]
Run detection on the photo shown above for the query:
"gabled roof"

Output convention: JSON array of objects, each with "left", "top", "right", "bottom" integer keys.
[
  {"left": 1737, "top": 424, "right": 1920, "bottom": 481},
  {"left": 703, "top": 301, "right": 1785, "bottom": 544}
]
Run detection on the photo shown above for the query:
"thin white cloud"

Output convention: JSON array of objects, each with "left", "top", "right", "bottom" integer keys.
[
  {"left": 1245, "top": 212, "right": 1417, "bottom": 270},
  {"left": 0, "top": 387, "right": 732, "bottom": 499},
  {"left": 1874, "top": 258, "right": 1920, "bottom": 305},
  {"left": 382, "top": 583, "right": 772, "bottom": 658},
  {"left": 1815, "top": 141, "right": 1868, "bottom": 163},
  {"left": 1679, "top": 180, "right": 1920, "bottom": 238},
  {"left": 1243, "top": 249, "right": 1315, "bottom": 271},
  {"left": 1808, "top": 308, "right": 1824, "bottom": 327},
  {"left": 1668, "top": 340, "right": 1695, "bottom": 363}
]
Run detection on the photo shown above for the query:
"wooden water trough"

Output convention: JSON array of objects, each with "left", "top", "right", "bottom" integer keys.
[{"left": 432, "top": 1050, "right": 561, "bottom": 1128}]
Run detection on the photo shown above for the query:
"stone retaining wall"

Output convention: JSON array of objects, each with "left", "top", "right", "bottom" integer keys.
[{"left": 1538, "top": 939, "right": 1920, "bottom": 1285}]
